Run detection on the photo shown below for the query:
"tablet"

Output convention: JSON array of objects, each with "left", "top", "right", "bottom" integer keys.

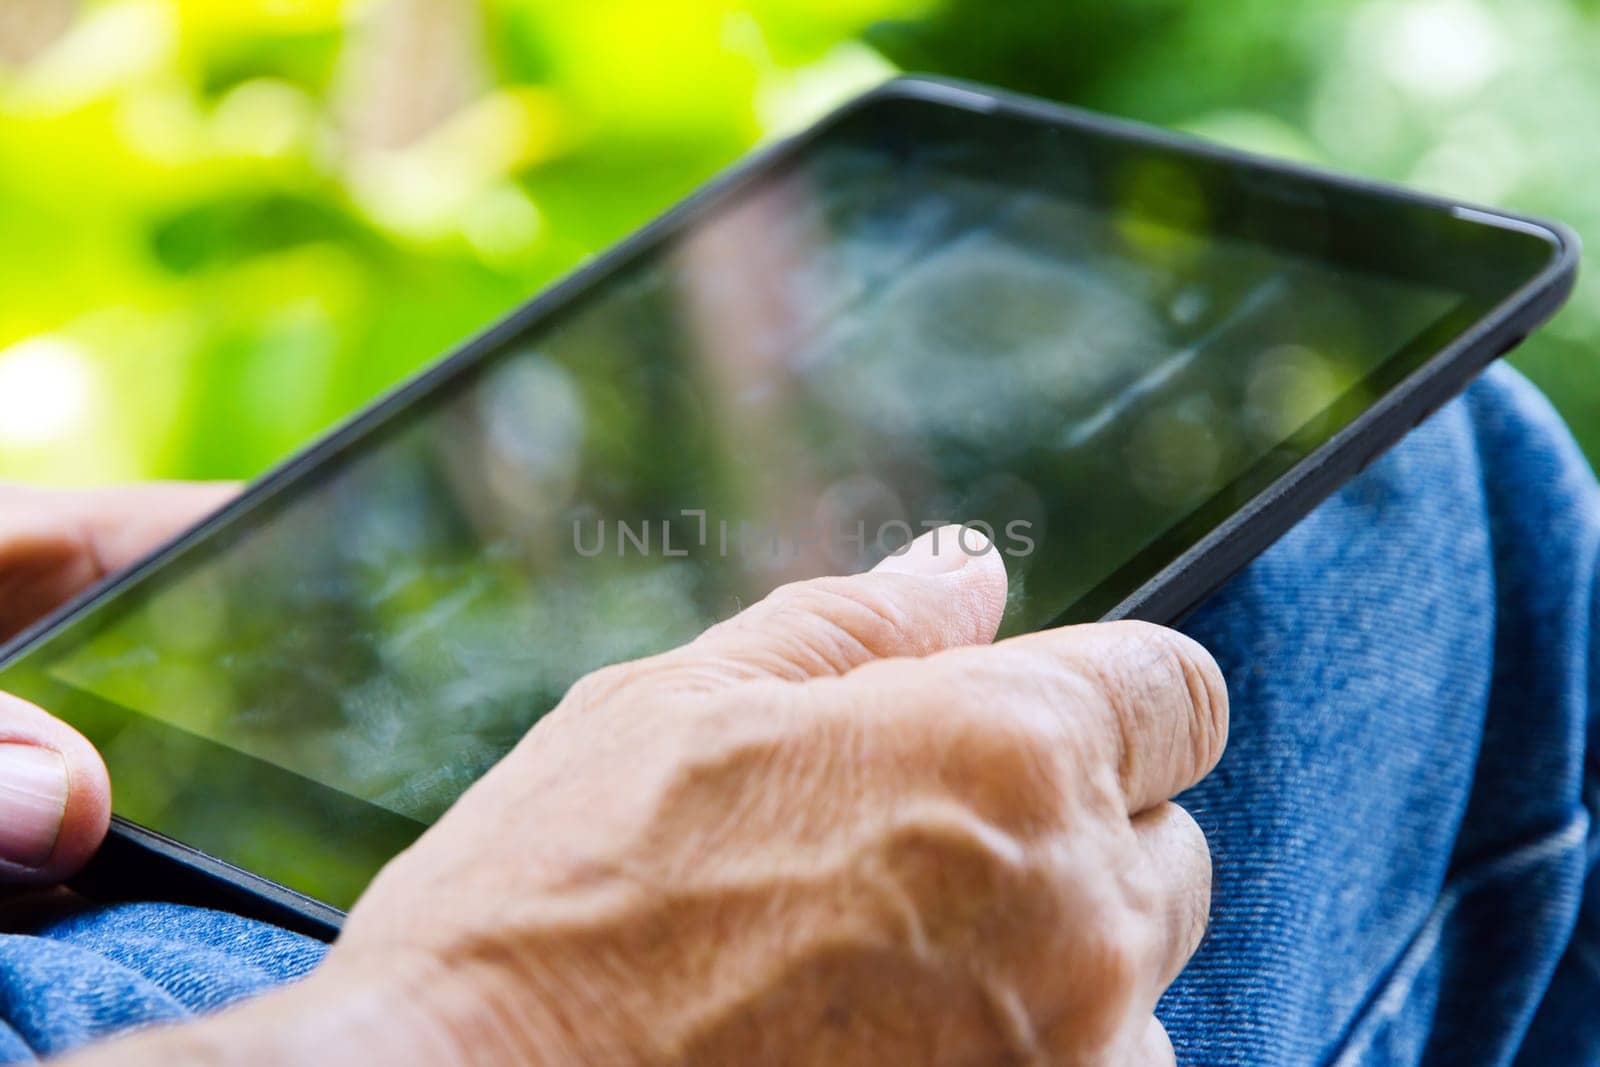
[{"left": 0, "top": 77, "right": 1577, "bottom": 936}]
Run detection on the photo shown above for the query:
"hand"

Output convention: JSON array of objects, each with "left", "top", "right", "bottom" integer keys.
[
  {"left": 0, "top": 482, "right": 233, "bottom": 882},
  {"left": 90, "top": 525, "right": 1227, "bottom": 1065}
]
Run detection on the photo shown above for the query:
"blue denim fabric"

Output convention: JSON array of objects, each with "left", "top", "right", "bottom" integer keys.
[
  {"left": 0, "top": 903, "right": 324, "bottom": 1062},
  {"left": 1, "top": 363, "right": 1597, "bottom": 1064},
  {"left": 1163, "top": 364, "right": 1600, "bottom": 1065}
]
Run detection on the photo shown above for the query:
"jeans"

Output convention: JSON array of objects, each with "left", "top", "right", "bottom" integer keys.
[{"left": 2, "top": 364, "right": 1597, "bottom": 1065}]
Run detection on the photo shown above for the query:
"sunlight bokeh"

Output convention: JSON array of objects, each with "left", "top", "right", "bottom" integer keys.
[{"left": 1, "top": 0, "right": 1597, "bottom": 483}]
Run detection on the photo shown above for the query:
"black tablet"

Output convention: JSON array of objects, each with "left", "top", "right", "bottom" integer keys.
[{"left": 0, "top": 77, "right": 1577, "bottom": 938}]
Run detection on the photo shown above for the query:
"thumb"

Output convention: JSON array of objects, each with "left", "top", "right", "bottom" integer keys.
[
  {"left": 681, "top": 524, "right": 1009, "bottom": 684},
  {"left": 0, "top": 692, "right": 110, "bottom": 883}
]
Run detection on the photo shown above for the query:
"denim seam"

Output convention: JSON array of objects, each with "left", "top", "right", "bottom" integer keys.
[{"left": 1328, "top": 810, "right": 1589, "bottom": 1067}]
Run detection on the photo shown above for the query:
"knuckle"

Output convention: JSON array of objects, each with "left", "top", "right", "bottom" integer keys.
[
  {"left": 1164, "top": 633, "right": 1222, "bottom": 777},
  {"left": 1060, "top": 911, "right": 1147, "bottom": 1036},
  {"left": 760, "top": 579, "right": 914, "bottom": 669},
  {"left": 1088, "top": 922, "right": 1142, "bottom": 994},
  {"left": 1152, "top": 629, "right": 1230, "bottom": 777},
  {"left": 954, "top": 636, "right": 1122, "bottom": 765},
  {"left": 901, "top": 671, "right": 1071, "bottom": 828},
  {"left": 881, "top": 805, "right": 1017, "bottom": 880},
  {"left": 873, "top": 803, "right": 1052, "bottom": 951},
  {"left": 1105, "top": 622, "right": 1229, "bottom": 779},
  {"left": 1033, "top": 898, "right": 1154, "bottom": 1054},
  {"left": 950, "top": 694, "right": 1057, "bottom": 768}
]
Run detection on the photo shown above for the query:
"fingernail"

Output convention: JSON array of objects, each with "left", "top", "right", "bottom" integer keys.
[
  {"left": 0, "top": 744, "right": 68, "bottom": 869},
  {"left": 873, "top": 525, "right": 991, "bottom": 577}
]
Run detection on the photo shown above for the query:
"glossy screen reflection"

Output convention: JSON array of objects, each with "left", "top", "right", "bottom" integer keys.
[{"left": 0, "top": 121, "right": 1463, "bottom": 906}]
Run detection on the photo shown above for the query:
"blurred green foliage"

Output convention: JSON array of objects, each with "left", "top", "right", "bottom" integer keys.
[{"left": 1, "top": 0, "right": 1597, "bottom": 483}]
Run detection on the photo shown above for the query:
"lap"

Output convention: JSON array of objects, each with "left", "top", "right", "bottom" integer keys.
[{"left": 1166, "top": 364, "right": 1600, "bottom": 1065}]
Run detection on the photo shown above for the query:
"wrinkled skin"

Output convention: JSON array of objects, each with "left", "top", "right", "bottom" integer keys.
[{"left": 334, "top": 542, "right": 1225, "bottom": 1065}]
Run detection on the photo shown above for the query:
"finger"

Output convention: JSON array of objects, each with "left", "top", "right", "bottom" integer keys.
[
  {"left": 0, "top": 691, "right": 110, "bottom": 883},
  {"left": 678, "top": 525, "right": 1008, "bottom": 684},
  {"left": 1129, "top": 1016, "right": 1177, "bottom": 1066},
  {"left": 0, "top": 482, "right": 236, "bottom": 638},
  {"left": 1130, "top": 802, "right": 1212, "bottom": 993},
  {"left": 10, "top": 481, "right": 238, "bottom": 573},
  {"left": 976, "top": 620, "right": 1229, "bottom": 813}
]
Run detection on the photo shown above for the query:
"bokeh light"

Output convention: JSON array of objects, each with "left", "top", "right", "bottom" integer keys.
[
  {"left": 0, "top": 335, "right": 99, "bottom": 447},
  {"left": 0, "top": 0, "right": 1597, "bottom": 482}
]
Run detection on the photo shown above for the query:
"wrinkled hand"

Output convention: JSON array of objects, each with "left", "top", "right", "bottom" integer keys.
[
  {"left": 70, "top": 525, "right": 1226, "bottom": 1066},
  {"left": 0, "top": 482, "right": 233, "bottom": 882},
  {"left": 234, "top": 526, "right": 1226, "bottom": 1066}
]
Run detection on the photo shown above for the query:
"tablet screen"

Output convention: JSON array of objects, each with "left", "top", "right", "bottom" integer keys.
[{"left": 0, "top": 84, "right": 1560, "bottom": 908}]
